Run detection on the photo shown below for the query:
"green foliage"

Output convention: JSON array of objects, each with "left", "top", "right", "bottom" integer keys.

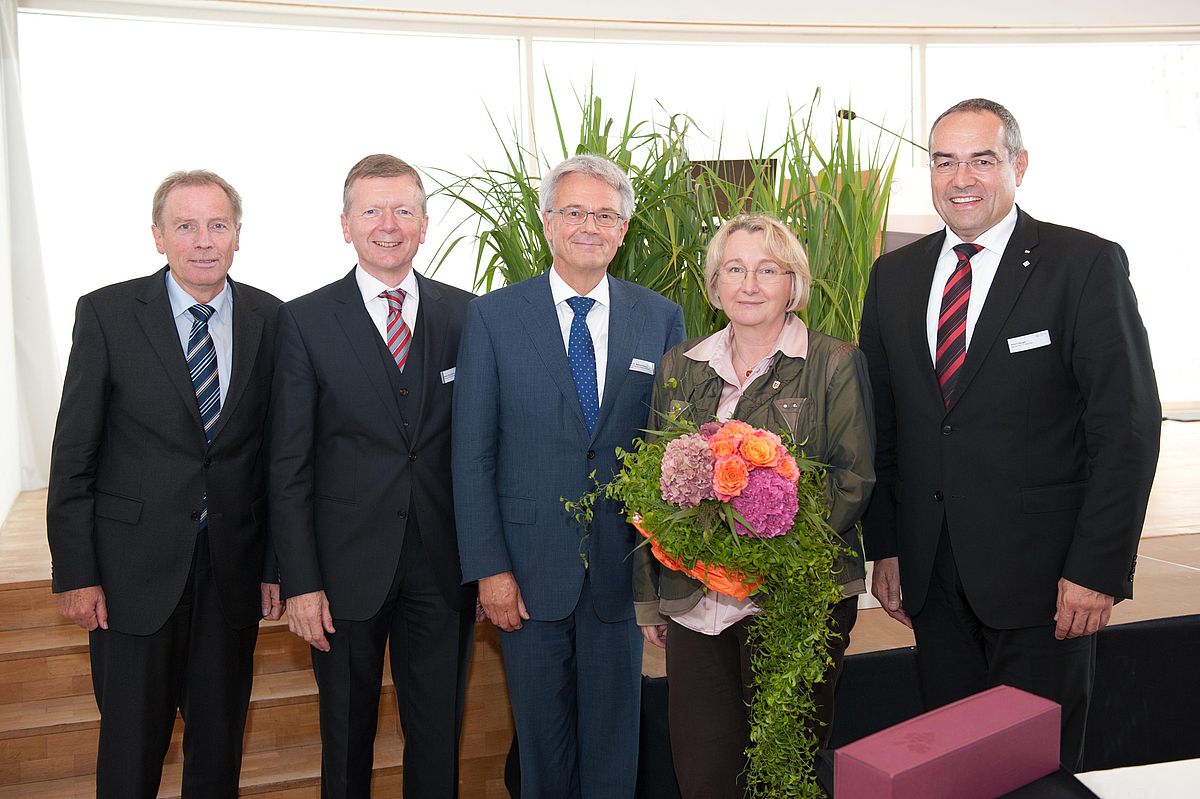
[
  {"left": 429, "top": 82, "right": 897, "bottom": 344},
  {"left": 598, "top": 414, "right": 843, "bottom": 798}
]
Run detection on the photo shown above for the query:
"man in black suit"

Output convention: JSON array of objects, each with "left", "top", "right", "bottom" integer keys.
[
  {"left": 47, "top": 170, "right": 283, "bottom": 797},
  {"left": 269, "top": 154, "right": 476, "bottom": 798},
  {"left": 860, "top": 98, "right": 1161, "bottom": 769}
]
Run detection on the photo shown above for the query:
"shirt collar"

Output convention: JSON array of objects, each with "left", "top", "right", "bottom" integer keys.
[
  {"left": 548, "top": 266, "right": 609, "bottom": 309},
  {"left": 356, "top": 264, "right": 420, "bottom": 305},
  {"left": 684, "top": 313, "right": 809, "bottom": 367},
  {"left": 939, "top": 203, "right": 1019, "bottom": 260},
  {"left": 165, "top": 269, "right": 231, "bottom": 320}
]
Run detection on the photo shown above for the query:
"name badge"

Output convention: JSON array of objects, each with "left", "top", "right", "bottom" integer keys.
[
  {"left": 440, "top": 367, "right": 457, "bottom": 384},
  {"left": 1008, "top": 330, "right": 1051, "bottom": 354},
  {"left": 629, "top": 358, "right": 656, "bottom": 375}
]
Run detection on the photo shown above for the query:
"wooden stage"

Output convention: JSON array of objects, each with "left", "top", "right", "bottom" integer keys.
[{"left": 1, "top": 421, "right": 1197, "bottom": 796}]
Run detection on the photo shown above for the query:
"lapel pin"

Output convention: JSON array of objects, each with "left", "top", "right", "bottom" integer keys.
[{"left": 771, "top": 380, "right": 781, "bottom": 390}]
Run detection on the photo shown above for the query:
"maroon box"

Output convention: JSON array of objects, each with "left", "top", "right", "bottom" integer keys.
[{"left": 834, "top": 685, "right": 1060, "bottom": 799}]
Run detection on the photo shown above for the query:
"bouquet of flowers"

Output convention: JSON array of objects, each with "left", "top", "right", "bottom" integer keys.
[{"left": 576, "top": 413, "right": 844, "bottom": 799}]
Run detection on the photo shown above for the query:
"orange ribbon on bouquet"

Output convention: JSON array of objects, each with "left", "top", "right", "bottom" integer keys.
[{"left": 631, "top": 516, "right": 761, "bottom": 601}]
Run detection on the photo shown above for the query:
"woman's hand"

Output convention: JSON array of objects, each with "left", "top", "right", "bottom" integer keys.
[{"left": 641, "top": 624, "right": 668, "bottom": 648}]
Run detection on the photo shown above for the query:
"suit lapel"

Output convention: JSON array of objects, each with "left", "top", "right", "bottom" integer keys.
[
  {"left": 906, "top": 231, "right": 947, "bottom": 407},
  {"left": 516, "top": 272, "right": 591, "bottom": 438},
  {"left": 208, "top": 278, "right": 263, "bottom": 442},
  {"left": 331, "top": 270, "right": 410, "bottom": 442},
  {"left": 952, "top": 210, "right": 1041, "bottom": 407},
  {"left": 409, "top": 272, "right": 444, "bottom": 447},
  {"left": 593, "top": 277, "right": 638, "bottom": 442},
  {"left": 134, "top": 268, "right": 206, "bottom": 436}
]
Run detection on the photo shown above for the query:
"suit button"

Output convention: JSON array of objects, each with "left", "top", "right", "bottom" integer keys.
[
  {"left": 203, "top": 457, "right": 212, "bottom": 468},
  {"left": 399, "top": 388, "right": 410, "bottom": 397},
  {"left": 933, "top": 490, "right": 944, "bottom": 502},
  {"left": 587, "top": 450, "right": 596, "bottom": 460},
  {"left": 941, "top": 425, "right": 952, "bottom": 435},
  {"left": 190, "top": 511, "right": 202, "bottom": 521},
  {"left": 409, "top": 453, "right": 417, "bottom": 462},
  {"left": 398, "top": 509, "right": 408, "bottom": 519}
]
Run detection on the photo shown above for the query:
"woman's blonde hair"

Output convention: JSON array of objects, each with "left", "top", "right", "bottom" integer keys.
[{"left": 703, "top": 214, "right": 811, "bottom": 312}]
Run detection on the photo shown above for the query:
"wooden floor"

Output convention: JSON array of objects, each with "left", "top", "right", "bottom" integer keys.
[{"left": 1, "top": 420, "right": 1197, "bottom": 795}]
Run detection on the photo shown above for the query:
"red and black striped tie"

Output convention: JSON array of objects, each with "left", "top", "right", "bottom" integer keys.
[
  {"left": 380, "top": 289, "right": 412, "bottom": 371},
  {"left": 935, "top": 243, "right": 983, "bottom": 407}
]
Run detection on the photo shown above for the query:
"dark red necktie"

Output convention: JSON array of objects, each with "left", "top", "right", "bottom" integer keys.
[{"left": 935, "top": 243, "right": 983, "bottom": 407}]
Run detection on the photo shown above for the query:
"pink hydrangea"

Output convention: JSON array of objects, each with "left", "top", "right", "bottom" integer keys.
[
  {"left": 730, "top": 467, "right": 799, "bottom": 538},
  {"left": 659, "top": 433, "right": 716, "bottom": 508}
]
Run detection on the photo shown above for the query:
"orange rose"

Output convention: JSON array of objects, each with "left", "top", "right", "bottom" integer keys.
[
  {"left": 721, "top": 420, "right": 754, "bottom": 440},
  {"left": 740, "top": 431, "right": 782, "bottom": 468},
  {"left": 709, "top": 434, "right": 738, "bottom": 459},
  {"left": 775, "top": 452, "right": 800, "bottom": 484},
  {"left": 713, "top": 455, "right": 750, "bottom": 499}
]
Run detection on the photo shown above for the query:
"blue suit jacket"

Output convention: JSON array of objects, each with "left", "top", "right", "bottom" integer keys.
[{"left": 452, "top": 271, "right": 685, "bottom": 623}]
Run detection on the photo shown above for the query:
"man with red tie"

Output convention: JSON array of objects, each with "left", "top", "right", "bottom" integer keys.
[
  {"left": 269, "top": 154, "right": 476, "bottom": 797},
  {"left": 859, "top": 99, "right": 1161, "bottom": 769}
]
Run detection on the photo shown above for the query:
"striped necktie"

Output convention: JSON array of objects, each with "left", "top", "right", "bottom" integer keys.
[
  {"left": 187, "top": 304, "right": 221, "bottom": 529},
  {"left": 935, "top": 243, "right": 983, "bottom": 407},
  {"left": 381, "top": 289, "right": 412, "bottom": 371}
]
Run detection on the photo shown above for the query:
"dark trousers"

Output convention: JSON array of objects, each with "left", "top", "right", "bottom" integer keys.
[
  {"left": 911, "top": 525, "right": 1095, "bottom": 770},
  {"left": 498, "top": 575, "right": 643, "bottom": 799},
  {"left": 664, "top": 596, "right": 858, "bottom": 799},
  {"left": 89, "top": 529, "right": 258, "bottom": 799},
  {"left": 312, "top": 521, "right": 474, "bottom": 799}
]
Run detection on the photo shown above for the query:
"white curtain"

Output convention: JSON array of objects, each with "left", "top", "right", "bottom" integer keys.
[{"left": 1, "top": 0, "right": 58, "bottom": 514}]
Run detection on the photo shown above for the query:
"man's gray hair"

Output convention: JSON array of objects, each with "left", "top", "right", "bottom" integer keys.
[
  {"left": 929, "top": 98, "right": 1025, "bottom": 159},
  {"left": 152, "top": 170, "right": 242, "bottom": 229},
  {"left": 539, "top": 155, "right": 635, "bottom": 219}
]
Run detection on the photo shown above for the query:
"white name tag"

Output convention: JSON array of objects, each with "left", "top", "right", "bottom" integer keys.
[
  {"left": 629, "top": 358, "right": 656, "bottom": 375},
  {"left": 1008, "top": 330, "right": 1051, "bottom": 353},
  {"left": 440, "top": 367, "right": 456, "bottom": 384}
]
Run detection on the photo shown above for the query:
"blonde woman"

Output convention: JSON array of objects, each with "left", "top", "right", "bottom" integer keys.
[{"left": 633, "top": 214, "right": 875, "bottom": 797}]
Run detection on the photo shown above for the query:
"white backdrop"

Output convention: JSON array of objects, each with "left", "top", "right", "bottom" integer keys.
[{"left": 2, "top": 0, "right": 1198, "bottom": 526}]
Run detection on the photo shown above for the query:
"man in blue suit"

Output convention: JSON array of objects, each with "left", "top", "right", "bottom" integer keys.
[{"left": 453, "top": 155, "right": 686, "bottom": 798}]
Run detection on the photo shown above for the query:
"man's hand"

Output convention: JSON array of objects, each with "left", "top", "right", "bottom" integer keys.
[
  {"left": 479, "top": 571, "right": 530, "bottom": 632},
  {"left": 871, "top": 557, "right": 913, "bottom": 629},
  {"left": 58, "top": 586, "right": 109, "bottom": 631},
  {"left": 286, "top": 590, "right": 336, "bottom": 652},
  {"left": 261, "top": 582, "right": 285, "bottom": 621},
  {"left": 1054, "top": 578, "right": 1113, "bottom": 640},
  {"left": 641, "top": 624, "right": 668, "bottom": 648}
]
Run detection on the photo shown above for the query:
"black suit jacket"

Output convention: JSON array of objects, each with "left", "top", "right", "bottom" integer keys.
[
  {"left": 859, "top": 209, "right": 1161, "bottom": 629},
  {"left": 268, "top": 269, "right": 475, "bottom": 619},
  {"left": 47, "top": 267, "right": 281, "bottom": 636}
]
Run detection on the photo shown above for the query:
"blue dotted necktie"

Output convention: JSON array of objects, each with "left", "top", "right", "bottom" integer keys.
[
  {"left": 187, "top": 304, "right": 221, "bottom": 528},
  {"left": 566, "top": 296, "right": 599, "bottom": 434}
]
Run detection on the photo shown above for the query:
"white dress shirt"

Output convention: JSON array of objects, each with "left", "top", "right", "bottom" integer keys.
[
  {"left": 548, "top": 267, "right": 610, "bottom": 406},
  {"left": 166, "top": 271, "right": 232, "bottom": 406},
  {"left": 357, "top": 265, "right": 420, "bottom": 346},
  {"left": 925, "top": 204, "right": 1019, "bottom": 362}
]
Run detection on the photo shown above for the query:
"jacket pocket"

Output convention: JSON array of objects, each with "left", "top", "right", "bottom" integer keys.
[
  {"left": 94, "top": 491, "right": 143, "bottom": 525},
  {"left": 772, "top": 396, "right": 811, "bottom": 441},
  {"left": 499, "top": 495, "right": 535, "bottom": 525},
  {"left": 1020, "top": 481, "right": 1088, "bottom": 513},
  {"left": 251, "top": 495, "right": 268, "bottom": 526}
]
